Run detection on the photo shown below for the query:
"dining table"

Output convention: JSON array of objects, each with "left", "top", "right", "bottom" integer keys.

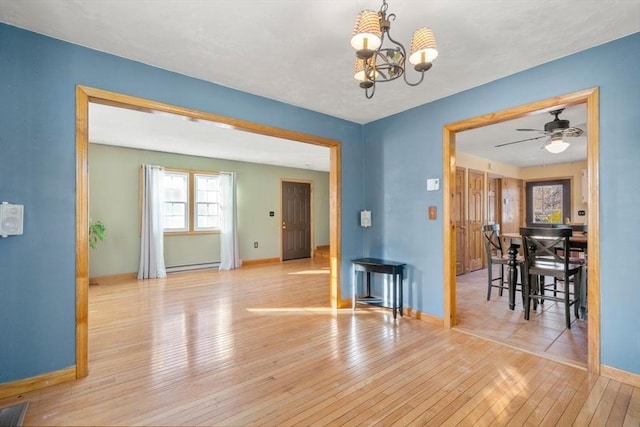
[{"left": 501, "top": 231, "right": 588, "bottom": 312}]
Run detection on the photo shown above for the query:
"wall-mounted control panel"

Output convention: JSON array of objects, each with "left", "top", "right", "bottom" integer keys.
[
  {"left": 0, "top": 202, "right": 24, "bottom": 238},
  {"left": 360, "top": 210, "right": 372, "bottom": 228}
]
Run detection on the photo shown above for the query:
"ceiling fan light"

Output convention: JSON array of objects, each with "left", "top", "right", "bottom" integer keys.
[
  {"left": 409, "top": 27, "right": 438, "bottom": 66},
  {"left": 545, "top": 137, "right": 570, "bottom": 154},
  {"left": 351, "top": 10, "right": 382, "bottom": 57}
]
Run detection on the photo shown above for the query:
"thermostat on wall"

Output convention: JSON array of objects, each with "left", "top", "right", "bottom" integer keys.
[
  {"left": 427, "top": 178, "right": 440, "bottom": 191},
  {"left": 0, "top": 202, "right": 24, "bottom": 238}
]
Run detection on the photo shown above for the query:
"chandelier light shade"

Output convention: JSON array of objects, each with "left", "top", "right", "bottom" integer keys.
[
  {"left": 351, "top": 10, "right": 382, "bottom": 56},
  {"left": 354, "top": 57, "right": 378, "bottom": 86},
  {"left": 350, "top": 0, "right": 438, "bottom": 98},
  {"left": 409, "top": 27, "right": 438, "bottom": 71},
  {"left": 545, "top": 135, "right": 570, "bottom": 153}
]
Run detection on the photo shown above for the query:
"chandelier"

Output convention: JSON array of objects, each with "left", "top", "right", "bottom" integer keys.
[{"left": 351, "top": 0, "right": 438, "bottom": 99}]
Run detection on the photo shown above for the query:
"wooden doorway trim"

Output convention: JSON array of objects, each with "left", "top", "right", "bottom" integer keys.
[
  {"left": 442, "top": 87, "right": 600, "bottom": 373},
  {"left": 76, "top": 85, "right": 343, "bottom": 379}
]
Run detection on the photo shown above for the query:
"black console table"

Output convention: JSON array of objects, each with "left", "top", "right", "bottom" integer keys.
[{"left": 351, "top": 258, "right": 406, "bottom": 319}]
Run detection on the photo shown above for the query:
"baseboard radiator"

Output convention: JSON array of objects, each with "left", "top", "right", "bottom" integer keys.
[{"left": 166, "top": 262, "right": 220, "bottom": 273}]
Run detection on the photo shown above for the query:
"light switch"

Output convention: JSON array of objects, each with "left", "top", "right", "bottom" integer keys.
[
  {"left": 428, "top": 206, "right": 437, "bottom": 220},
  {"left": 427, "top": 178, "right": 440, "bottom": 191}
]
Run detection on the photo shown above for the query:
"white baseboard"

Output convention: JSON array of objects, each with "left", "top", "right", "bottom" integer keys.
[{"left": 166, "top": 262, "right": 219, "bottom": 273}]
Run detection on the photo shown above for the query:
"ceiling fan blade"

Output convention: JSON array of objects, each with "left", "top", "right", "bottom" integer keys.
[
  {"left": 516, "top": 128, "right": 546, "bottom": 132},
  {"left": 563, "top": 126, "right": 585, "bottom": 137},
  {"left": 494, "top": 135, "right": 547, "bottom": 148}
]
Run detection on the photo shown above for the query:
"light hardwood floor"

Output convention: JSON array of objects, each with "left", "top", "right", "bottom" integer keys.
[
  {"left": 456, "top": 267, "right": 588, "bottom": 367},
  {"left": 1, "top": 258, "right": 638, "bottom": 426}
]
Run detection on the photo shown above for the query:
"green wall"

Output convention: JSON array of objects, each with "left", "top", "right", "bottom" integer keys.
[{"left": 89, "top": 143, "right": 329, "bottom": 277}]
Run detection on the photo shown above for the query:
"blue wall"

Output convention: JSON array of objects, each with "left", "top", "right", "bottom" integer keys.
[
  {"left": 0, "top": 23, "right": 364, "bottom": 383},
  {"left": 1, "top": 22, "right": 638, "bottom": 383},
  {"left": 362, "top": 33, "right": 640, "bottom": 374}
]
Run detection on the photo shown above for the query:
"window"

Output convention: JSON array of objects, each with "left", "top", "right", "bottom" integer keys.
[
  {"left": 161, "top": 169, "right": 220, "bottom": 233},
  {"left": 194, "top": 174, "right": 220, "bottom": 230},
  {"left": 163, "top": 171, "right": 189, "bottom": 231},
  {"left": 525, "top": 179, "right": 571, "bottom": 226}
]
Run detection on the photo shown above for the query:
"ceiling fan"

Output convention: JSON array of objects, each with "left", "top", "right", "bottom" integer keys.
[{"left": 494, "top": 108, "right": 585, "bottom": 153}]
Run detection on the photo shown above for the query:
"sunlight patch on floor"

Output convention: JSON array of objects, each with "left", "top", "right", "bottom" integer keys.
[
  {"left": 288, "top": 269, "right": 330, "bottom": 275},
  {"left": 246, "top": 307, "right": 376, "bottom": 315}
]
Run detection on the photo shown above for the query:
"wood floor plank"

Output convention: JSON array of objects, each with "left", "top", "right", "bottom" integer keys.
[
  {"left": 590, "top": 379, "right": 622, "bottom": 426},
  {"left": 623, "top": 386, "right": 640, "bottom": 427},
  {"left": 1, "top": 258, "right": 637, "bottom": 426},
  {"left": 573, "top": 375, "right": 612, "bottom": 425},
  {"left": 556, "top": 373, "right": 605, "bottom": 425},
  {"left": 505, "top": 363, "right": 570, "bottom": 426},
  {"left": 386, "top": 339, "right": 502, "bottom": 426},
  {"left": 538, "top": 365, "right": 591, "bottom": 426},
  {"left": 521, "top": 363, "right": 577, "bottom": 425},
  {"left": 462, "top": 355, "right": 542, "bottom": 426}
]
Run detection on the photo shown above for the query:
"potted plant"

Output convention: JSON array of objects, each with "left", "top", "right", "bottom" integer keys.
[{"left": 89, "top": 219, "right": 106, "bottom": 249}]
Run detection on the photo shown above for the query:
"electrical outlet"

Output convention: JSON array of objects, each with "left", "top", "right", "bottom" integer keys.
[{"left": 254, "top": 242, "right": 259, "bottom": 248}]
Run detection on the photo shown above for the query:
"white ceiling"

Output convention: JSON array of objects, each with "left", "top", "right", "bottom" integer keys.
[
  {"left": 2, "top": 1, "right": 636, "bottom": 169},
  {"left": 1, "top": 0, "right": 638, "bottom": 125},
  {"left": 456, "top": 104, "right": 588, "bottom": 168},
  {"left": 89, "top": 103, "right": 331, "bottom": 172}
]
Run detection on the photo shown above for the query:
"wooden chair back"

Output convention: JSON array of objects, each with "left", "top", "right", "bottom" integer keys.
[
  {"left": 482, "top": 224, "right": 503, "bottom": 260},
  {"left": 519, "top": 227, "right": 573, "bottom": 271}
]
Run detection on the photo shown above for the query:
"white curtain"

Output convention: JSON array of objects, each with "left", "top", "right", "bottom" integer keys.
[
  {"left": 219, "top": 172, "right": 240, "bottom": 270},
  {"left": 138, "top": 164, "right": 167, "bottom": 279}
]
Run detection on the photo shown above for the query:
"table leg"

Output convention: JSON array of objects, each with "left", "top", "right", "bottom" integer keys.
[
  {"left": 366, "top": 272, "right": 372, "bottom": 297},
  {"left": 392, "top": 274, "right": 397, "bottom": 319},
  {"left": 399, "top": 272, "right": 403, "bottom": 317},
  {"left": 507, "top": 244, "right": 518, "bottom": 310}
]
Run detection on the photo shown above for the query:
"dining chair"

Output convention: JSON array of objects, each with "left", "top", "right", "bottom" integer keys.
[
  {"left": 552, "top": 224, "right": 588, "bottom": 317},
  {"left": 482, "top": 224, "right": 523, "bottom": 301},
  {"left": 552, "top": 224, "right": 588, "bottom": 264},
  {"left": 520, "top": 227, "right": 583, "bottom": 329}
]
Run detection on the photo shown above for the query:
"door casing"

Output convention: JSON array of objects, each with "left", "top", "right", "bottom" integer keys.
[
  {"left": 442, "top": 88, "right": 601, "bottom": 373},
  {"left": 75, "top": 85, "right": 343, "bottom": 379}
]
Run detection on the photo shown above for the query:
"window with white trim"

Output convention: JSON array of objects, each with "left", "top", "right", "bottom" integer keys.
[
  {"left": 163, "top": 171, "right": 189, "bottom": 231},
  {"left": 194, "top": 173, "right": 220, "bottom": 230},
  {"left": 161, "top": 169, "right": 220, "bottom": 233}
]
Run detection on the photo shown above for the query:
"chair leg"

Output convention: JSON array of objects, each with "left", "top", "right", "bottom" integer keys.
[
  {"left": 498, "top": 264, "right": 504, "bottom": 296},
  {"left": 487, "top": 264, "right": 493, "bottom": 301},
  {"left": 523, "top": 273, "right": 531, "bottom": 320},
  {"left": 574, "top": 269, "right": 581, "bottom": 320},
  {"left": 564, "top": 274, "right": 572, "bottom": 329},
  {"left": 519, "top": 265, "right": 526, "bottom": 306},
  {"left": 532, "top": 275, "right": 538, "bottom": 311}
]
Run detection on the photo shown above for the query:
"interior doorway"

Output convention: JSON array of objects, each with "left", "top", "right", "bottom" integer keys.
[
  {"left": 75, "top": 86, "right": 343, "bottom": 379},
  {"left": 442, "top": 88, "right": 601, "bottom": 373}
]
